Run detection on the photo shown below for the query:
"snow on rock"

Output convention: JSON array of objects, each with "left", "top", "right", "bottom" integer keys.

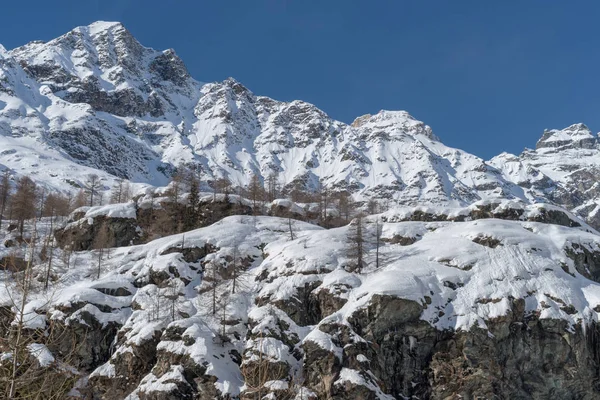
[
  {"left": 83, "top": 203, "right": 137, "bottom": 220},
  {"left": 2, "top": 208, "right": 600, "bottom": 398},
  {"left": 27, "top": 343, "right": 55, "bottom": 367}
]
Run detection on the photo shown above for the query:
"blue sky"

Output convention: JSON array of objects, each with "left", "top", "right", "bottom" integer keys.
[{"left": 1, "top": 1, "right": 598, "bottom": 158}]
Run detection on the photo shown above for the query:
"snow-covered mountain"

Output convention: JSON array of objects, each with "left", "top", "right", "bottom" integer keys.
[
  {"left": 491, "top": 123, "right": 600, "bottom": 228},
  {"left": 5, "top": 21, "right": 600, "bottom": 398},
  {"left": 0, "top": 22, "right": 519, "bottom": 202},
  {"left": 2, "top": 21, "right": 600, "bottom": 228}
]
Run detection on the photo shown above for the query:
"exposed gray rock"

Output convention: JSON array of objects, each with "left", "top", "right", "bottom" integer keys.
[{"left": 54, "top": 215, "right": 140, "bottom": 251}]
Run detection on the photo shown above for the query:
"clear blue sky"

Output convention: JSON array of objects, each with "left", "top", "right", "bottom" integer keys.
[{"left": 1, "top": 1, "right": 598, "bottom": 159}]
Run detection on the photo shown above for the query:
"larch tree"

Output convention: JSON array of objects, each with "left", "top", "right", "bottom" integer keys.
[
  {"left": 231, "top": 242, "right": 240, "bottom": 294},
  {"left": 0, "top": 170, "right": 11, "bottom": 230},
  {"left": 288, "top": 216, "right": 296, "bottom": 241},
  {"left": 36, "top": 187, "right": 46, "bottom": 221},
  {"left": 1, "top": 222, "right": 79, "bottom": 399},
  {"left": 84, "top": 174, "right": 102, "bottom": 207},
  {"left": 72, "top": 189, "right": 87, "bottom": 210},
  {"left": 247, "top": 173, "right": 263, "bottom": 213},
  {"left": 215, "top": 177, "right": 232, "bottom": 200},
  {"left": 200, "top": 258, "right": 222, "bottom": 316},
  {"left": 12, "top": 176, "right": 37, "bottom": 237},
  {"left": 289, "top": 179, "right": 307, "bottom": 203},
  {"left": 41, "top": 194, "right": 70, "bottom": 290},
  {"left": 265, "top": 172, "right": 279, "bottom": 202},
  {"left": 166, "top": 173, "right": 186, "bottom": 232},
  {"left": 317, "top": 179, "right": 330, "bottom": 224},
  {"left": 373, "top": 217, "right": 383, "bottom": 269},
  {"left": 122, "top": 180, "right": 132, "bottom": 203},
  {"left": 366, "top": 198, "right": 379, "bottom": 215},
  {"left": 109, "top": 179, "right": 126, "bottom": 204},
  {"left": 346, "top": 214, "right": 365, "bottom": 273},
  {"left": 93, "top": 222, "right": 112, "bottom": 279},
  {"left": 336, "top": 191, "right": 353, "bottom": 223},
  {"left": 185, "top": 174, "right": 201, "bottom": 230}
]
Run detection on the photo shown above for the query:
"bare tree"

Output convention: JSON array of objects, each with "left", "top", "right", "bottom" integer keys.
[
  {"left": 247, "top": 173, "right": 263, "bottom": 213},
  {"left": 165, "top": 173, "right": 186, "bottom": 232},
  {"left": 36, "top": 187, "right": 46, "bottom": 222},
  {"left": 218, "top": 292, "right": 230, "bottom": 346},
  {"left": 61, "top": 243, "right": 74, "bottom": 271},
  {"left": 6, "top": 233, "right": 37, "bottom": 398},
  {"left": 84, "top": 174, "right": 102, "bottom": 207},
  {"left": 317, "top": 179, "right": 330, "bottom": 223},
  {"left": 0, "top": 227, "right": 77, "bottom": 398},
  {"left": 289, "top": 179, "right": 307, "bottom": 203},
  {"left": 336, "top": 191, "right": 353, "bottom": 223},
  {"left": 92, "top": 223, "right": 112, "bottom": 279},
  {"left": 185, "top": 174, "right": 201, "bottom": 230},
  {"left": 209, "top": 177, "right": 231, "bottom": 202},
  {"left": 288, "top": 217, "right": 296, "bottom": 241},
  {"left": 72, "top": 189, "right": 87, "bottom": 210},
  {"left": 109, "top": 179, "right": 125, "bottom": 204},
  {"left": 198, "top": 258, "right": 223, "bottom": 316},
  {"left": 165, "top": 279, "right": 181, "bottom": 322},
  {"left": 208, "top": 260, "right": 220, "bottom": 316},
  {"left": 265, "top": 172, "right": 279, "bottom": 202},
  {"left": 367, "top": 198, "right": 379, "bottom": 215},
  {"left": 347, "top": 214, "right": 365, "bottom": 273},
  {"left": 122, "top": 180, "right": 132, "bottom": 203},
  {"left": 0, "top": 170, "right": 11, "bottom": 230},
  {"left": 42, "top": 193, "right": 70, "bottom": 219},
  {"left": 149, "top": 286, "right": 162, "bottom": 322},
  {"left": 40, "top": 194, "right": 70, "bottom": 291},
  {"left": 12, "top": 176, "right": 37, "bottom": 237},
  {"left": 214, "top": 178, "right": 232, "bottom": 201},
  {"left": 231, "top": 243, "right": 241, "bottom": 295},
  {"left": 374, "top": 217, "right": 382, "bottom": 270},
  {"left": 42, "top": 233, "right": 55, "bottom": 292}
]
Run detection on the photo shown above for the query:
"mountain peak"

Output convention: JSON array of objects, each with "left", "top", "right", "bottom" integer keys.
[
  {"left": 84, "top": 21, "right": 126, "bottom": 35},
  {"left": 352, "top": 110, "right": 413, "bottom": 127},
  {"left": 536, "top": 123, "right": 596, "bottom": 150},
  {"left": 351, "top": 110, "right": 439, "bottom": 140}
]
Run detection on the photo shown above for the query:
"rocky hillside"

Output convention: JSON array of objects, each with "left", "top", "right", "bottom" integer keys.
[
  {"left": 2, "top": 200, "right": 600, "bottom": 399},
  {"left": 4, "top": 21, "right": 600, "bottom": 229}
]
